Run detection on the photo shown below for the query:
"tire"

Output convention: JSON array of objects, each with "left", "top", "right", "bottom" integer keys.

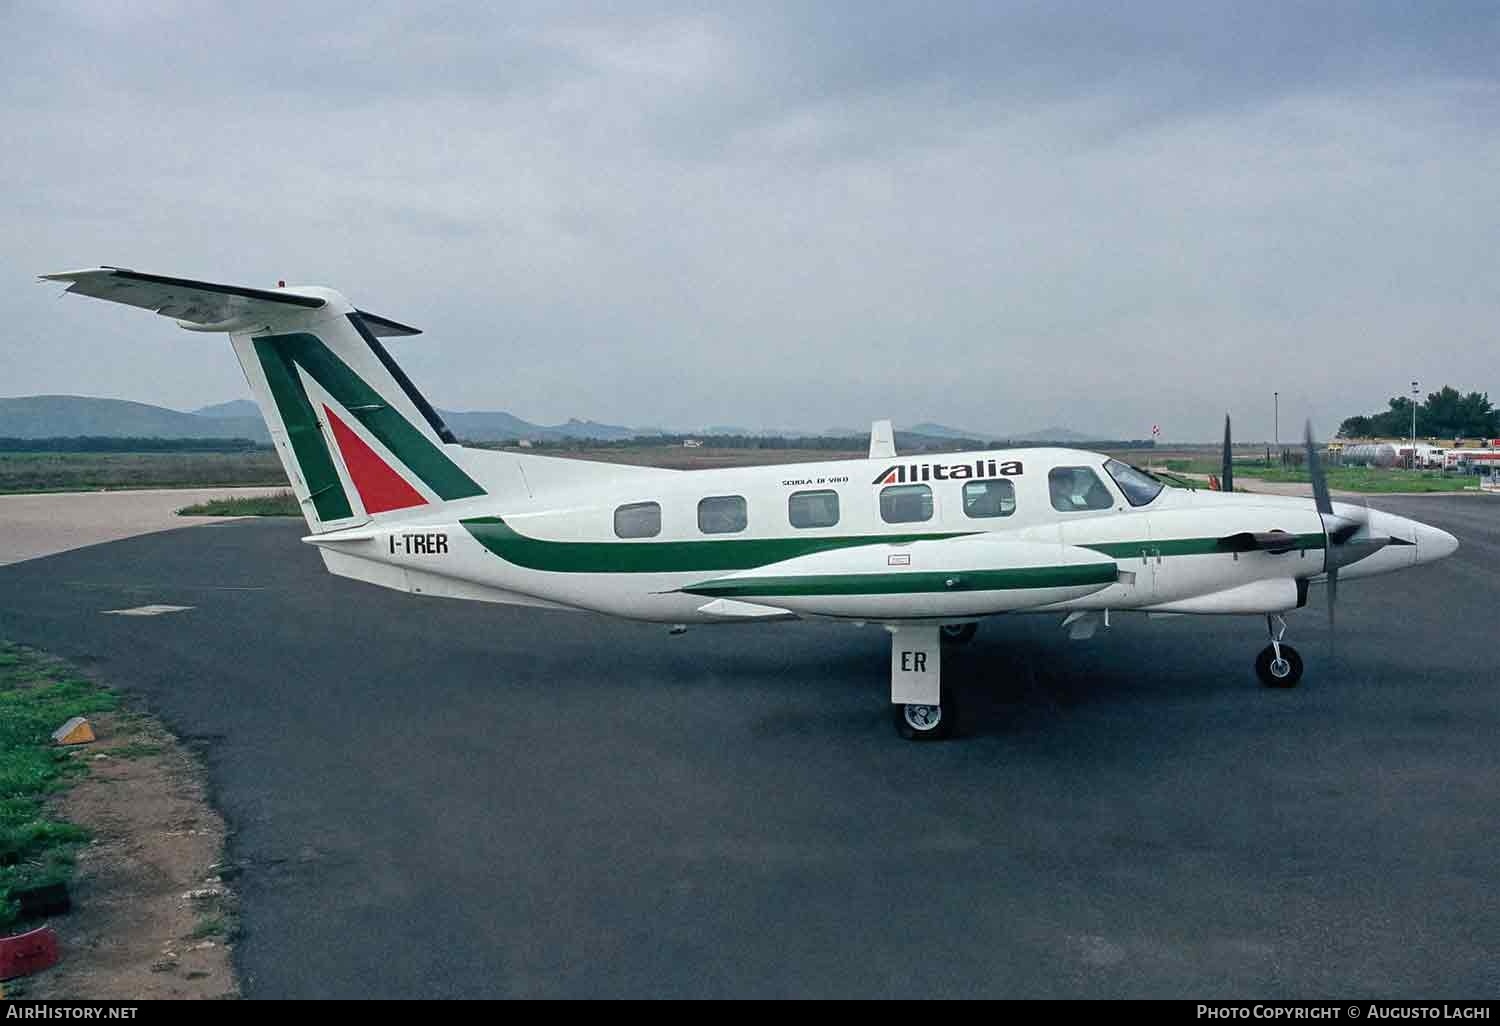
[
  {"left": 1255, "top": 643, "right": 1304, "bottom": 688},
  {"left": 940, "top": 622, "right": 978, "bottom": 645},
  {"left": 894, "top": 697, "right": 954, "bottom": 741}
]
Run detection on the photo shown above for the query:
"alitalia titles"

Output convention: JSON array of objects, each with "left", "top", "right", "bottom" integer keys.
[{"left": 872, "top": 459, "right": 1023, "bottom": 486}]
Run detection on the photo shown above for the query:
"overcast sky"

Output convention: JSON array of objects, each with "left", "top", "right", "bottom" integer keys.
[{"left": 5, "top": 2, "right": 1498, "bottom": 440}]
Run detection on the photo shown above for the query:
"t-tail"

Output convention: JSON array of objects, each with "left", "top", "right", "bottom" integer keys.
[{"left": 39, "top": 267, "right": 487, "bottom": 533}]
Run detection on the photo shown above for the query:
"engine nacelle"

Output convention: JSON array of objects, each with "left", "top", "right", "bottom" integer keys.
[{"left": 1142, "top": 577, "right": 1301, "bottom": 615}]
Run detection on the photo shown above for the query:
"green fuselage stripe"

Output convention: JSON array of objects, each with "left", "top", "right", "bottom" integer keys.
[
  {"left": 461, "top": 517, "right": 975, "bottom": 573},
  {"left": 462, "top": 517, "right": 1325, "bottom": 577},
  {"left": 684, "top": 564, "right": 1119, "bottom": 598}
]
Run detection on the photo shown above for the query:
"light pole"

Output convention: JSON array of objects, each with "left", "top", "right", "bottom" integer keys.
[
  {"left": 1410, "top": 380, "right": 1420, "bottom": 469},
  {"left": 1274, "top": 391, "right": 1279, "bottom": 466}
]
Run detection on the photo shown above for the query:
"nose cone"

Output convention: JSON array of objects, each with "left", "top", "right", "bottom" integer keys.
[{"left": 1416, "top": 522, "right": 1459, "bottom": 564}]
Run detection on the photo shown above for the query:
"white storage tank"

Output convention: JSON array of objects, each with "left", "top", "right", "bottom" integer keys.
[{"left": 1341, "top": 443, "right": 1398, "bottom": 467}]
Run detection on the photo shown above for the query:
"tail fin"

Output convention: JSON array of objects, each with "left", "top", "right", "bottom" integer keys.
[{"left": 41, "top": 268, "right": 485, "bottom": 532}]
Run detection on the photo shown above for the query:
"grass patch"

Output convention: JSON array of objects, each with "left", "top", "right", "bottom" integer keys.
[
  {"left": 0, "top": 642, "right": 117, "bottom": 931},
  {"left": 1162, "top": 458, "right": 1475, "bottom": 494},
  {"left": 189, "top": 913, "right": 227, "bottom": 940},
  {"left": 1233, "top": 466, "right": 1471, "bottom": 493},
  {"left": 177, "top": 490, "right": 300, "bottom": 517}
]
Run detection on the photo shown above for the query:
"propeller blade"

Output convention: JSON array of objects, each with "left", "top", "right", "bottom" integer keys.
[
  {"left": 1307, "top": 419, "right": 1339, "bottom": 658},
  {"left": 1222, "top": 414, "right": 1234, "bottom": 493},
  {"left": 1305, "top": 420, "right": 1332, "bottom": 517},
  {"left": 1327, "top": 565, "right": 1338, "bottom": 664}
]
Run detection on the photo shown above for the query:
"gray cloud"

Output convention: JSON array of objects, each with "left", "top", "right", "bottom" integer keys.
[{"left": 5, "top": 2, "right": 1498, "bottom": 439}]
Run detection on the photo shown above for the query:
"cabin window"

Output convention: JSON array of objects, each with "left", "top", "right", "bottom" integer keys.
[
  {"left": 962, "top": 479, "right": 1016, "bottom": 518},
  {"left": 1103, "top": 459, "right": 1164, "bottom": 507},
  {"left": 614, "top": 501, "right": 662, "bottom": 538},
  {"left": 879, "top": 483, "right": 933, "bottom": 524},
  {"left": 789, "top": 489, "right": 840, "bottom": 529},
  {"left": 1048, "top": 467, "right": 1115, "bottom": 512},
  {"left": 698, "top": 495, "right": 748, "bottom": 534}
]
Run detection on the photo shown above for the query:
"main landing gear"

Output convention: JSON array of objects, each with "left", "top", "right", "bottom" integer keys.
[
  {"left": 889, "top": 625, "right": 952, "bottom": 740},
  {"left": 940, "top": 622, "right": 977, "bottom": 645},
  {"left": 895, "top": 699, "right": 950, "bottom": 741},
  {"left": 1255, "top": 614, "right": 1303, "bottom": 688}
]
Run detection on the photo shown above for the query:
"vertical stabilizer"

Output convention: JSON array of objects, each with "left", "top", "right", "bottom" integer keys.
[{"left": 40, "top": 268, "right": 486, "bottom": 533}]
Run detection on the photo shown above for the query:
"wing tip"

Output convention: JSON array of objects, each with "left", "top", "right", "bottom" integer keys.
[{"left": 38, "top": 267, "right": 114, "bottom": 283}]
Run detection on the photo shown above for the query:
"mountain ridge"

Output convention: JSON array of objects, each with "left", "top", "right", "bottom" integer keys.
[{"left": 1, "top": 395, "right": 1104, "bottom": 445}]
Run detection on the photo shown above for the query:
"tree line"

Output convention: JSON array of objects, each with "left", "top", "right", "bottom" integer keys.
[
  {"left": 0, "top": 436, "right": 270, "bottom": 453},
  {"left": 1338, "top": 387, "right": 1498, "bottom": 440}
]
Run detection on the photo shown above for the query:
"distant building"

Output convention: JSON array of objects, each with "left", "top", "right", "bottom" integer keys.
[{"left": 683, "top": 439, "right": 703, "bottom": 448}]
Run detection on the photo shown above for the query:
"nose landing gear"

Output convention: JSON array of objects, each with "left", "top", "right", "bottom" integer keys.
[{"left": 1256, "top": 614, "right": 1303, "bottom": 688}]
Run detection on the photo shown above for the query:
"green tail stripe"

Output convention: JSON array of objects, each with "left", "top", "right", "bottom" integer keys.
[
  {"left": 254, "top": 339, "right": 353, "bottom": 522},
  {"left": 461, "top": 517, "right": 975, "bottom": 573},
  {"left": 254, "top": 333, "right": 484, "bottom": 506},
  {"left": 684, "top": 564, "right": 1118, "bottom": 598}
]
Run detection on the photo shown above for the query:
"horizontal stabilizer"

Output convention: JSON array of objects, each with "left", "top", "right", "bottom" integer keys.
[{"left": 39, "top": 267, "right": 421, "bottom": 336}]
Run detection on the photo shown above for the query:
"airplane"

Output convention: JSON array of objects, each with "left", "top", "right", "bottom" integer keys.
[{"left": 39, "top": 267, "right": 1460, "bottom": 740}]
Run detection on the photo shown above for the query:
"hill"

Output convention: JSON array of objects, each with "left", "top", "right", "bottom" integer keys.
[
  {"left": 906, "top": 422, "right": 992, "bottom": 441},
  {"left": 1006, "top": 426, "right": 1095, "bottom": 443},
  {"left": 0, "top": 395, "right": 652, "bottom": 445},
  {"left": 0, "top": 396, "right": 269, "bottom": 443},
  {"left": 194, "top": 399, "right": 260, "bottom": 419}
]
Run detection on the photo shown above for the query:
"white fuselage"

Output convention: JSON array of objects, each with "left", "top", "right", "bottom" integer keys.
[{"left": 306, "top": 446, "right": 1454, "bottom": 624}]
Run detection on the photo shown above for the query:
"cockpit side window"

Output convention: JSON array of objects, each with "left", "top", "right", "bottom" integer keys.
[
  {"left": 1103, "top": 458, "right": 1165, "bottom": 507},
  {"left": 1048, "top": 466, "right": 1115, "bottom": 512}
]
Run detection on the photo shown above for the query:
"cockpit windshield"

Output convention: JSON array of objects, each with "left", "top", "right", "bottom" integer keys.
[{"left": 1104, "top": 458, "right": 1165, "bottom": 507}]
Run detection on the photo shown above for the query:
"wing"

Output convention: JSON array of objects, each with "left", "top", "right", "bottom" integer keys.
[{"left": 682, "top": 534, "right": 1119, "bottom": 620}]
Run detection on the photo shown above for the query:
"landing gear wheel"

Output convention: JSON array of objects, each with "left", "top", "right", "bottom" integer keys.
[
  {"left": 1256, "top": 643, "right": 1304, "bottom": 688},
  {"left": 940, "top": 622, "right": 977, "bottom": 645},
  {"left": 894, "top": 696, "right": 954, "bottom": 741}
]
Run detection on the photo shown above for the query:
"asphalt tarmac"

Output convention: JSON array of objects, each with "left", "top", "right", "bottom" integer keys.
[{"left": 0, "top": 494, "right": 1495, "bottom": 998}]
